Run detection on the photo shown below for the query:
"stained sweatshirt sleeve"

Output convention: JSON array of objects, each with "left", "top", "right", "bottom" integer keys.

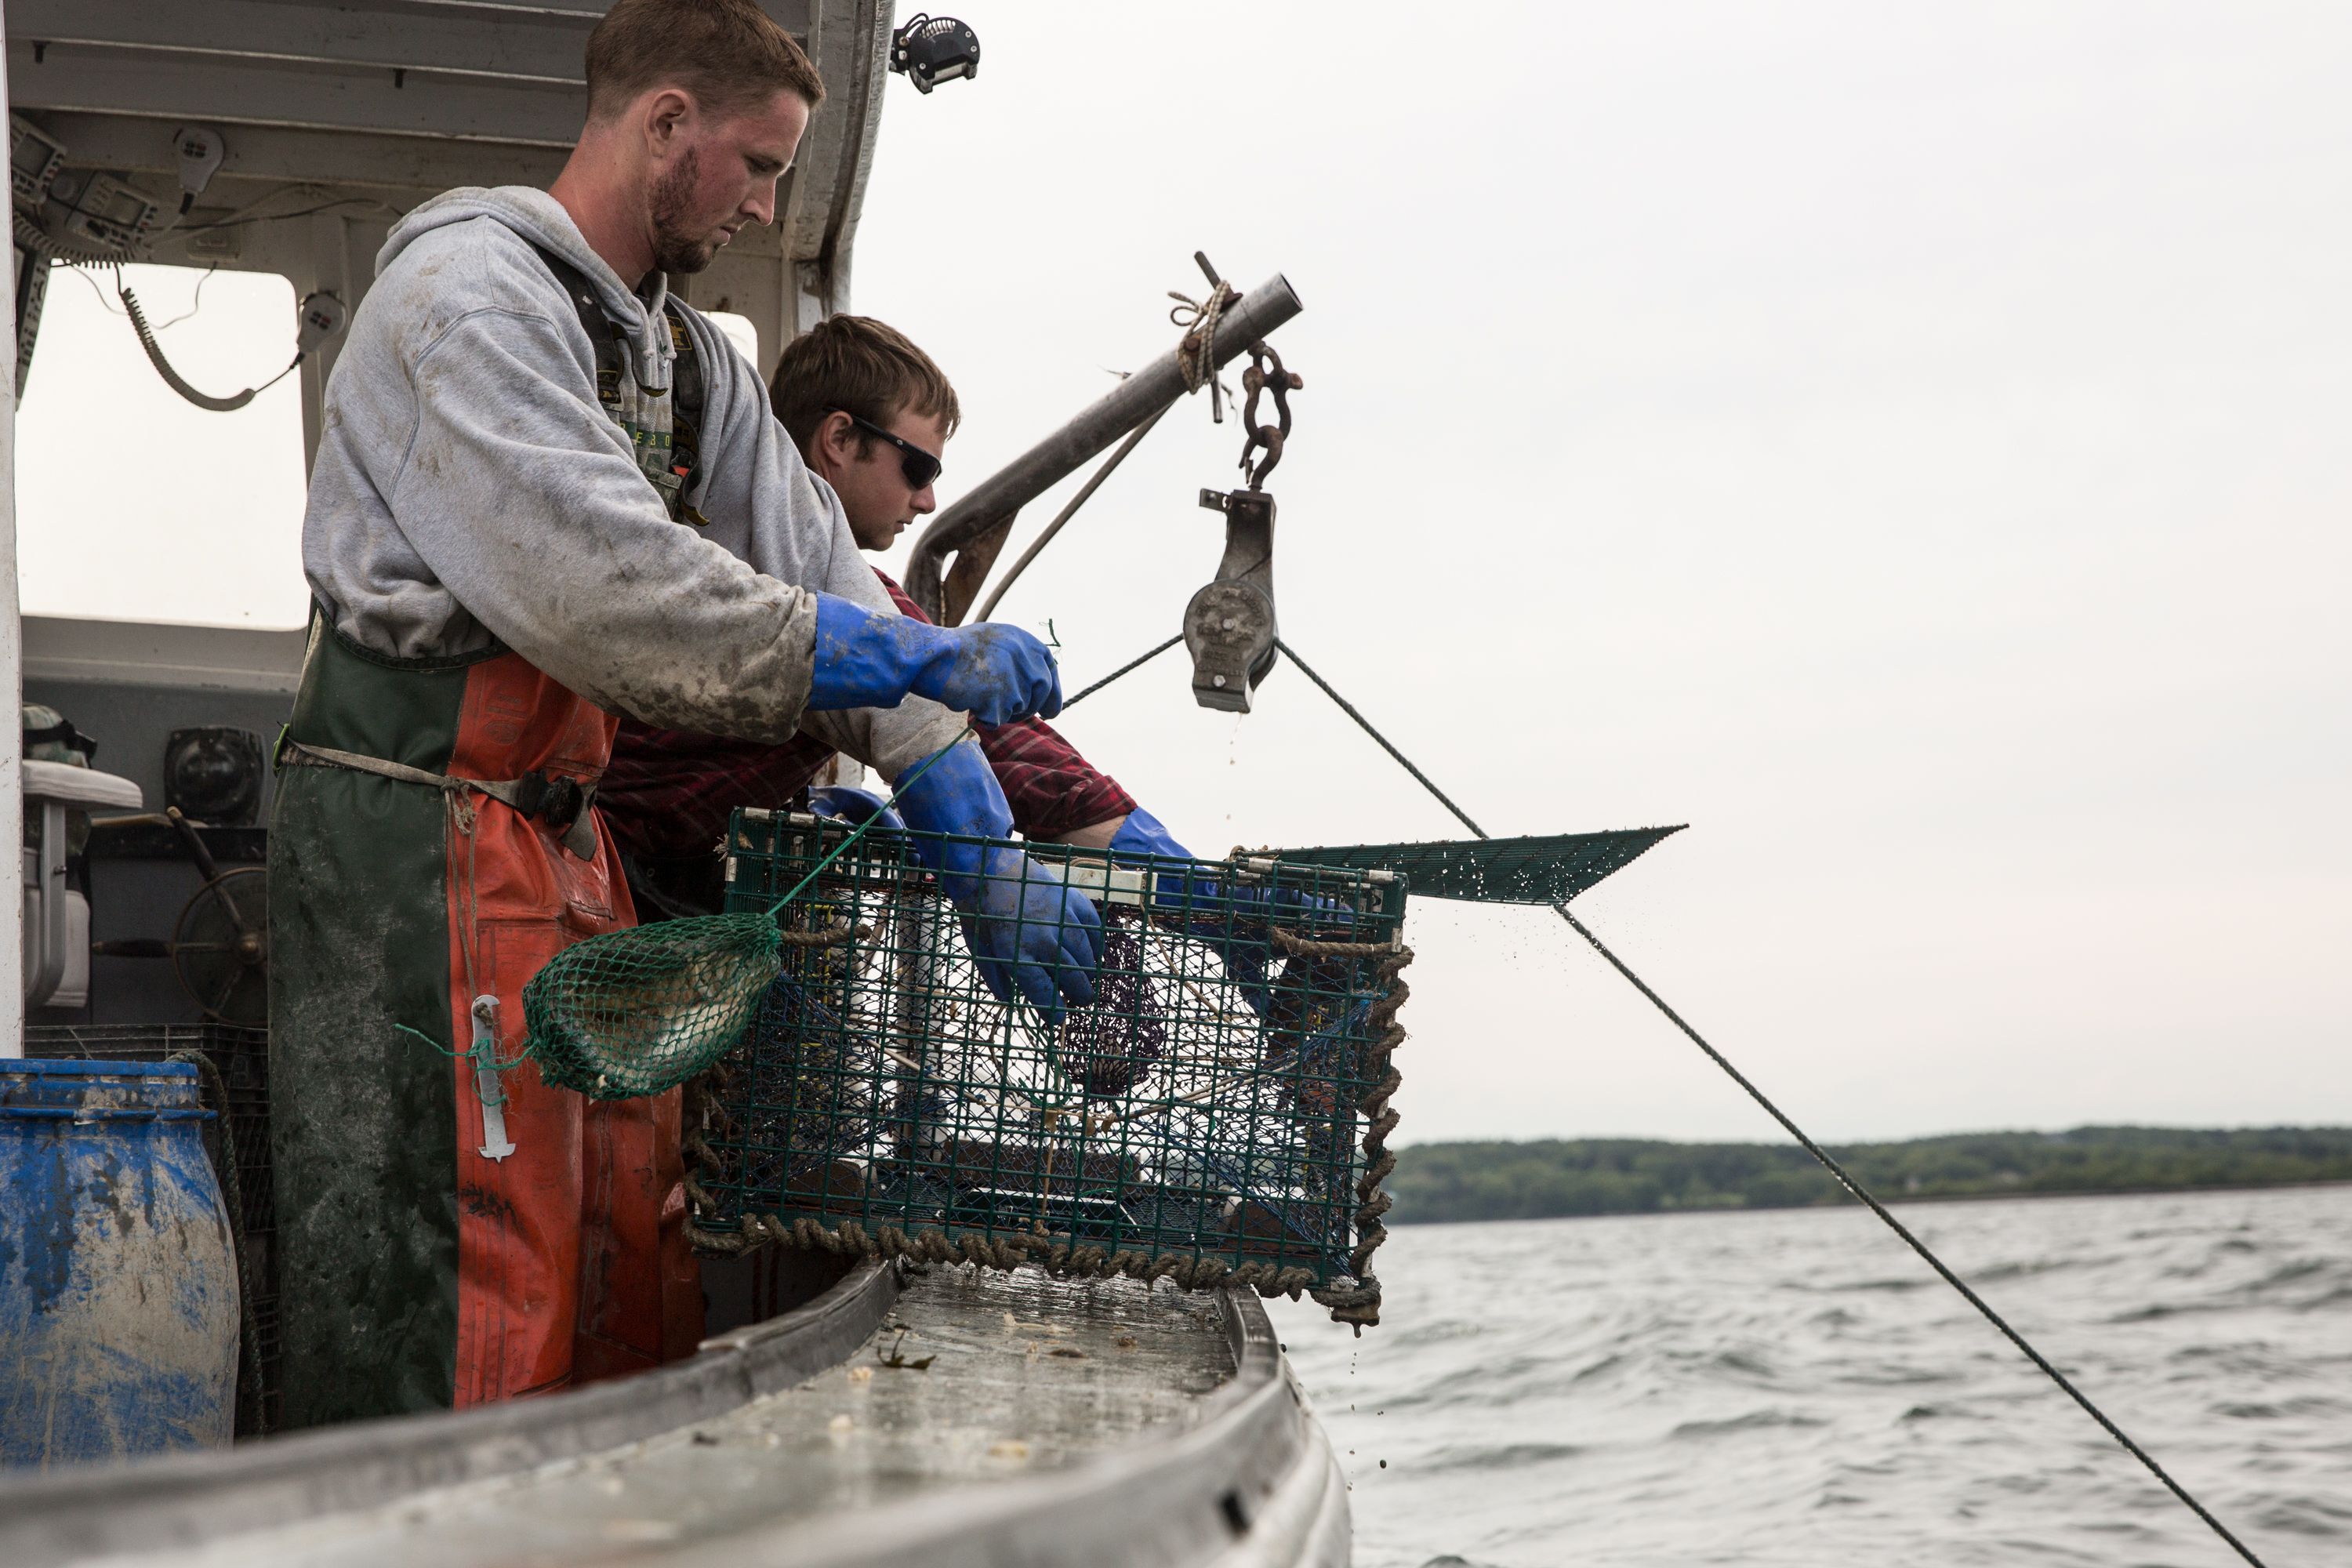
[
  {"left": 676, "top": 310, "right": 971, "bottom": 782},
  {"left": 302, "top": 207, "right": 827, "bottom": 743},
  {"left": 377, "top": 305, "right": 819, "bottom": 741}
]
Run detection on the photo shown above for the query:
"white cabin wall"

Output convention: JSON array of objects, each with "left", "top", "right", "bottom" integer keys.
[
  {"left": 2, "top": 5, "right": 23, "bottom": 1053},
  {"left": 11, "top": 1, "right": 869, "bottom": 452},
  {"left": 1, "top": 0, "right": 889, "bottom": 1044}
]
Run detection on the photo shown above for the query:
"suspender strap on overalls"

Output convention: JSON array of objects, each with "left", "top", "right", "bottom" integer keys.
[{"left": 530, "top": 242, "right": 707, "bottom": 526}]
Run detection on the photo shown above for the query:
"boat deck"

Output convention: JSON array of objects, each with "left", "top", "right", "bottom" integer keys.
[
  {"left": 141, "top": 1269, "right": 1236, "bottom": 1566},
  {"left": 6, "top": 1258, "right": 1345, "bottom": 1568}
]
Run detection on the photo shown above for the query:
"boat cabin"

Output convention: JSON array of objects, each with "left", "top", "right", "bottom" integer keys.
[{"left": 0, "top": 8, "right": 1355, "bottom": 1564}]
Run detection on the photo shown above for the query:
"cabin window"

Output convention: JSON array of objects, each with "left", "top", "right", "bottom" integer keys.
[
  {"left": 16, "top": 262, "right": 310, "bottom": 629},
  {"left": 704, "top": 310, "right": 761, "bottom": 372}
]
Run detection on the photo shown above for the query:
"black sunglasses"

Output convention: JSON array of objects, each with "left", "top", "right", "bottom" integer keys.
[{"left": 831, "top": 408, "right": 943, "bottom": 491}]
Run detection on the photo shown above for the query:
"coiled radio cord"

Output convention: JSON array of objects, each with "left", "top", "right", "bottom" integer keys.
[{"left": 114, "top": 265, "right": 299, "bottom": 413}]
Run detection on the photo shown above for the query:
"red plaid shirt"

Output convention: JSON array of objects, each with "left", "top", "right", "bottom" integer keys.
[{"left": 598, "top": 571, "right": 1135, "bottom": 862}]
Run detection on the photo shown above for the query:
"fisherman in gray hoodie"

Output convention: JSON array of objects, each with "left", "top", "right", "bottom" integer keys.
[{"left": 268, "top": 0, "right": 1100, "bottom": 1427}]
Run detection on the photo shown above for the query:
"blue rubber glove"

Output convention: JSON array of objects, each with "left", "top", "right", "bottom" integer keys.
[
  {"left": 894, "top": 742, "right": 1102, "bottom": 1020},
  {"left": 1109, "top": 807, "right": 1355, "bottom": 924},
  {"left": 1105, "top": 806, "right": 1189, "bottom": 862},
  {"left": 808, "top": 594, "right": 1062, "bottom": 726},
  {"left": 1107, "top": 808, "right": 1360, "bottom": 1011},
  {"left": 1107, "top": 806, "right": 1273, "bottom": 1007},
  {"left": 808, "top": 785, "right": 903, "bottom": 831},
  {"left": 1109, "top": 807, "right": 1243, "bottom": 926}
]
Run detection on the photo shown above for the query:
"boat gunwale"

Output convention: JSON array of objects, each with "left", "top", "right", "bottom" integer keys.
[
  {"left": 659, "top": 1276, "right": 1343, "bottom": 1568},
  {"left": 0, "top": 1257, "right": 899, "bottom": 1563},
  {"left": 0, "top": 1260, "right": 1344, "bottom": 1568}
]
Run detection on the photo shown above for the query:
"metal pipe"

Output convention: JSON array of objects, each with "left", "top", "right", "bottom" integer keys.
[
  {"left": 904, "top": 272, "right": 1304, "bottom": 622},
  {"left": 967, "top": 401, "right": 1172, "bottom": 625}
]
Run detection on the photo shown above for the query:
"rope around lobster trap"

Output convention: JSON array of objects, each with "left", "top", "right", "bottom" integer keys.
[
  {"left": 673, "top": 625, "right": 1411, "bottom": 1326},
  {"left": 679, "top": 913, "right": 1414, "bottom": 1328}
]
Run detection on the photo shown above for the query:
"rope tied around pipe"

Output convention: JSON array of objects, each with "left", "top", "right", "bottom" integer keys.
[{"left": 1167, "top": 280, "right": 1235, "bottom": 404}]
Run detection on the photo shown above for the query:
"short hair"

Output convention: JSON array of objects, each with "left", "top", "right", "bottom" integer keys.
[
  {"left": 585, "top": 0, "right": 825, "bottom": 122},
  {"left": 771, "top": 315, "right": 964, "bottom": 456}
]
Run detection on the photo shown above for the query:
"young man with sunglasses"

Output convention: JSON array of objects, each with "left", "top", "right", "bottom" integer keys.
[{"left": 601, "top": 314, "right": 1200, "bottom": 901}]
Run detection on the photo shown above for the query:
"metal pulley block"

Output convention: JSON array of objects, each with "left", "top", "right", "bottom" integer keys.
[
  {"left": 1186, "top": 488, "right": 1277, "bottom": 712},
  {"left": 1183, "top": 334, "right": 1303, "bottom": 712}
]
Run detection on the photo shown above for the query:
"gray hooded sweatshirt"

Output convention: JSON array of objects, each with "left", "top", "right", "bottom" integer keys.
[{"left": 302, "top": 185, "right": 963, "bottom": 777}]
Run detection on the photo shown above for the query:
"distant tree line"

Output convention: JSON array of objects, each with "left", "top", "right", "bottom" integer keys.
[{"left": 1385, "top": 1127, "right": 2352, "bottom": 1225}]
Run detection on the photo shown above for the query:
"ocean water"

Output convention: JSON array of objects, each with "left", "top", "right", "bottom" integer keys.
[{"left": 1275, "top": 1185, "right": 2352, "bottom": 1567}]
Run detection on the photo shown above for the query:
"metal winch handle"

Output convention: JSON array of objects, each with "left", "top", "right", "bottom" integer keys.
[
  {"left": 1186, "top": 488, "right": 1278, "bottom": 713},
  {"left": 904, "top": 274, "right": 1303, "bottom": 625}
]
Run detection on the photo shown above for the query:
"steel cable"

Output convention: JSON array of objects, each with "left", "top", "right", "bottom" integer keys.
[
  {"left": 1270, "top": 637, "right": 2270, "bottom": 1568},
  {"left": 1062, "top": 633, "right": 1184, "bottom": 708},
  {"left": 971, "top": 402, "right": 1175, "bottom": 624}
]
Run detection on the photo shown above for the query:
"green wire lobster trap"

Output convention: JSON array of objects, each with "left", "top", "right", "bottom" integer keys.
[{"left": 683, "top": 808, "right": 1414, "bottom": 1327}]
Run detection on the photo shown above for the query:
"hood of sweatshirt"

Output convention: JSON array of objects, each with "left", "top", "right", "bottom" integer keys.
[{"left": 376, "top": 185, "right": 673, "bottom": 390}]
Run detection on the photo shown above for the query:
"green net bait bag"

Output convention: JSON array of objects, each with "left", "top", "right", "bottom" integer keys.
[
  {"left": 516, "top": 734, "right": 980, "bottom": 1099},
  {"left": 521, "top": 911, "right": 784, "bottom": 1099}
]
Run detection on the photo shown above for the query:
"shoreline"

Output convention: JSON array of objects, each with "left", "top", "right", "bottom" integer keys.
[{"left": 1390, "top": 1175, "right": 2352, "bottom": 1228}]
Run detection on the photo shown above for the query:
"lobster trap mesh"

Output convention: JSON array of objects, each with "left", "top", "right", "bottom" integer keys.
[
  {"left": 522, "top": 912, "right": 785, "bottom": 1099},
  {"left": 686, "top": 809, "right": 1414, "bottom": 1327}
]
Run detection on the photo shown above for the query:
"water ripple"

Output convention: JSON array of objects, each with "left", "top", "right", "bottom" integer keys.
[
  {"left": 1417, "top": 1440, "right": 1588, "bottom": 1473},
  {"left": 1668, "top": 1408, "right": 1831, "bottom": 1439},
  {"left": 1280, "top": 1186, "right": 2352, "bottom": 1568}
]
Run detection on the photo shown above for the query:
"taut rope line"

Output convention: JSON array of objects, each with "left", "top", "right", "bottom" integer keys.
[{"left": 1269, "top": 637, "right": 2270, "bottom": 1568}]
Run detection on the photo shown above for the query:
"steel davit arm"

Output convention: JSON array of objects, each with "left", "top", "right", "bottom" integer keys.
[{"left": 903, "top": 273, "right": 1304, "bottom": 624}]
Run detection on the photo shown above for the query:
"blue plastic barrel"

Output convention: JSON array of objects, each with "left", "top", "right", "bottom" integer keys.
[{"left": 0, "top": 1058, "right": 238, "bottom": 1468}]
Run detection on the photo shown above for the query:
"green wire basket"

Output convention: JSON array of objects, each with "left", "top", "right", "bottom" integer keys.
[{"left": 685, "top": 808, "right": 1415, "bottom": 1327}]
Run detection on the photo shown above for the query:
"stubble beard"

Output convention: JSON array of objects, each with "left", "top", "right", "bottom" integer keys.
[{"left": 648, "top": 147, "right": 718, "bottom": 276}]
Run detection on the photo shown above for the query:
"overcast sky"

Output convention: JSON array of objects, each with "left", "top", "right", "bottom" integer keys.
[{"left": 19, "top": 2, "right": 2350, "bottom": 1144}]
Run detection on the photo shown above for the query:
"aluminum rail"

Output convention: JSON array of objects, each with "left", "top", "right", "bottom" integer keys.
[
  {"left": 904, "top": 273, "right": 1305, "bottom": 624},
  {"left": 644, "top": 1278, "right": 1345, "bottom": 1568},
  {"left": 0, "top": 1261, "right": 1346, "bottom": 1568}
]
